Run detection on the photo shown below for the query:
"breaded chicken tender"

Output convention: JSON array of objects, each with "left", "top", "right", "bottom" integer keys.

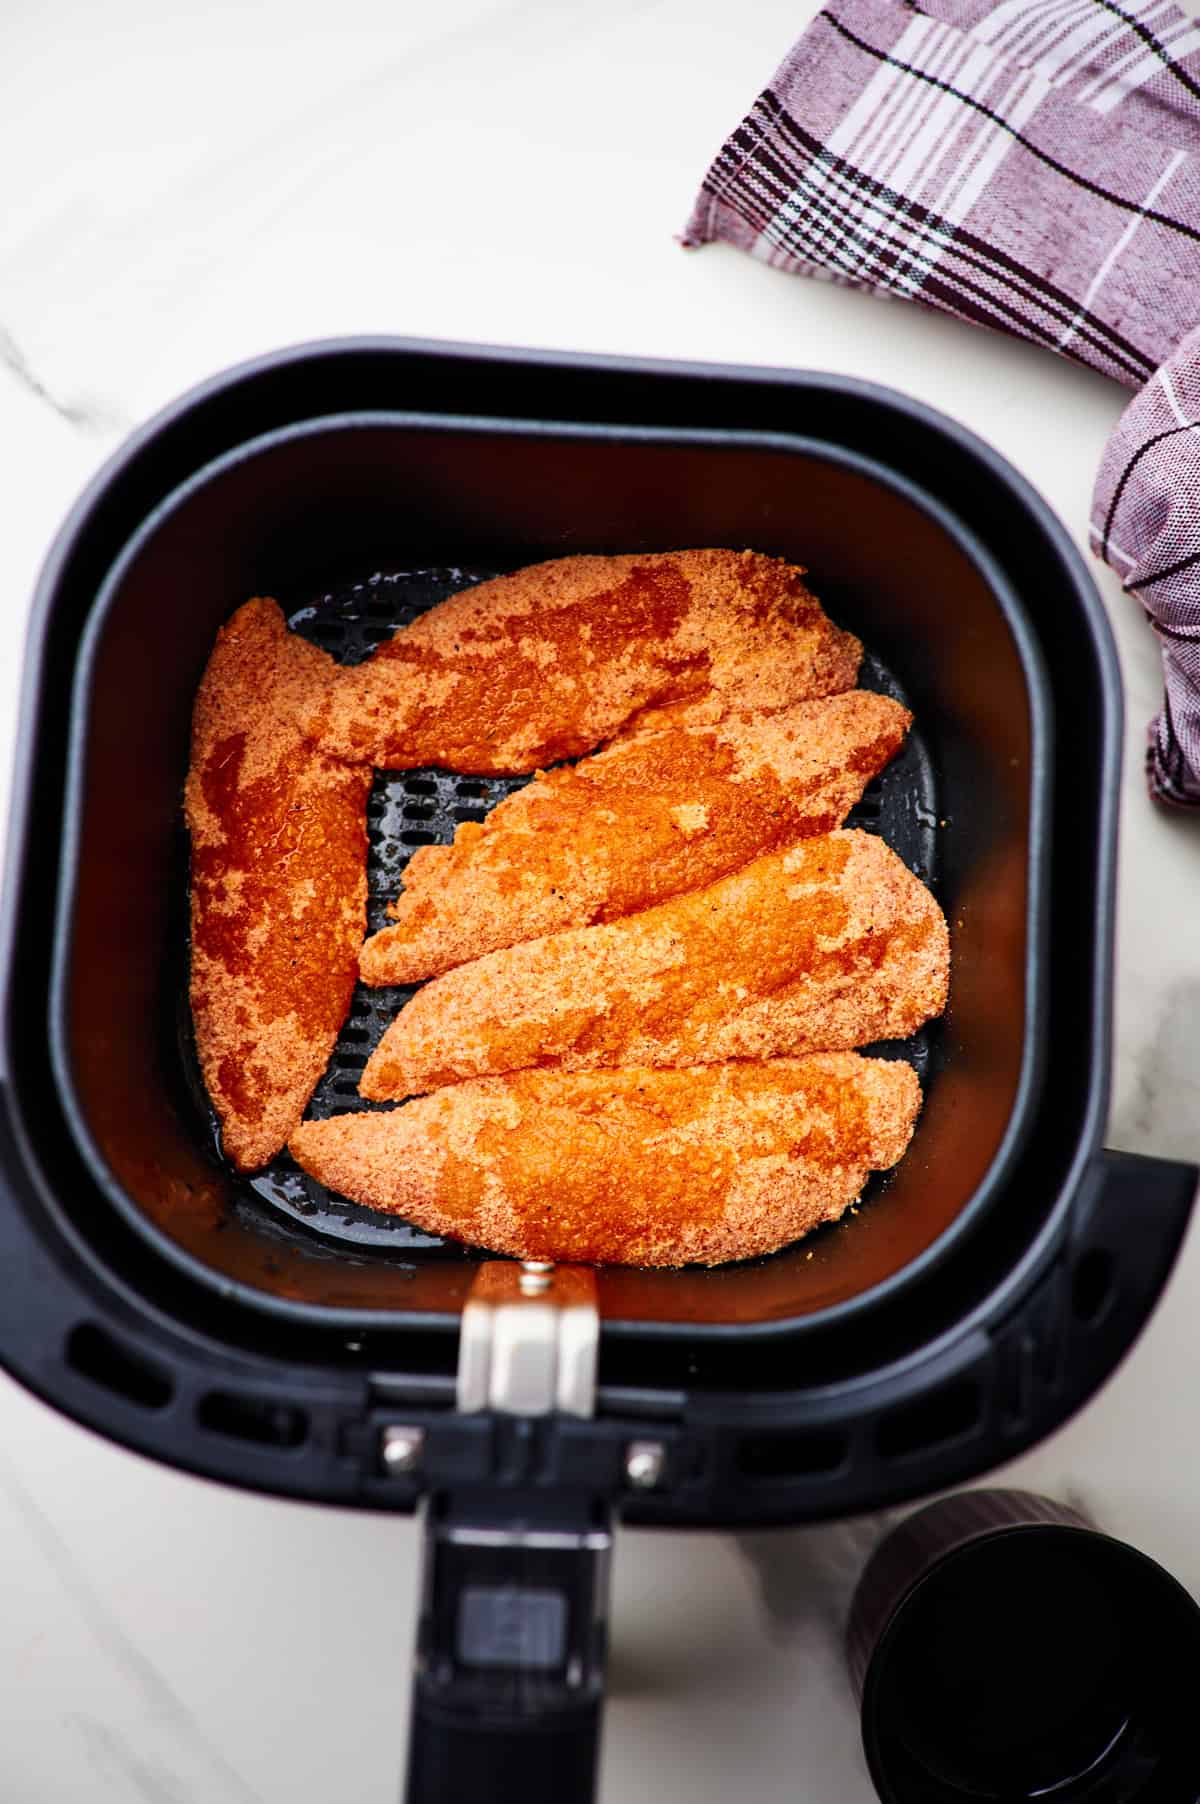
[
  {"left": 299, "top": 550, "right": 862, "bottom": 772},
  {"left": 290, "top": 1055, "right": 920, "bottom": 1265},
  {"left": 360, "top": 691, "right": 910, "bottom": 984},
  {"left": 360, "top": 830, "right": 948, "bottom": 1099},
  {"left": 187, "top": 599, "right": 370, "bottom": 1170}
]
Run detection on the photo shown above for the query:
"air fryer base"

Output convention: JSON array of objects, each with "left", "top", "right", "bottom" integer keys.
[{"left": 1, "top": 339, "right": 1195, "bottom": 1529}]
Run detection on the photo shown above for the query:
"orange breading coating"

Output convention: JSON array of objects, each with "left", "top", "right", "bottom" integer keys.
[
  {"left": 290, "top": 1055, "right": 921, "bottom": 1266},
  {"left": 186, "top": 599, "right": 370, "bottom": 1170},
  {"left": 360, "top": 831, "right": 948, "bottom": 1100},
  {"left": 298, "top": 550, "right": 862, "bottom": 772},
  {"left": 360, "top": 691, "right": 910, "bottom": 984}
]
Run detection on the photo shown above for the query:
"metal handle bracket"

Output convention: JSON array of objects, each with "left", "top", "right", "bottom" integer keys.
[{"left": 457, "top": 1262, "right": 599, "bottom": 1419}]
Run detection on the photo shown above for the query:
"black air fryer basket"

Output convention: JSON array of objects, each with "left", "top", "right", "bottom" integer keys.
[{"left": 2, "top": 341, "right": 1195, "bottom": 1803}]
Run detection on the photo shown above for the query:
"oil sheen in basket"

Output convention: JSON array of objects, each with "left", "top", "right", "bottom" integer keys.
[{"left": 239, "top": 567, "right": 940, "bottom": 1257}]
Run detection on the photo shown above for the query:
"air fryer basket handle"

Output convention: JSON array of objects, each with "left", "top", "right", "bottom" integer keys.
[
  {"left": 405, "top": 1695, "right": 603, "bottom": 1804},
  {"left": 404, "top": 1491, "right": 611, "bottom": 1804}
]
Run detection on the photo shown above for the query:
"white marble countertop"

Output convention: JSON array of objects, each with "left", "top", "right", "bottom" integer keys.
[{"left": 2, "top": 1, "right": 1199, "bottom": 1798}]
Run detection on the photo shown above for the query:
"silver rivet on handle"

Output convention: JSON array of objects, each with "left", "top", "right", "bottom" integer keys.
[
  {"left": 380, "top": 1423, "right": 426, "bottom": 1475},
  {"left": 624, "top": 1440, "right": 667, "bottom": 1491}
]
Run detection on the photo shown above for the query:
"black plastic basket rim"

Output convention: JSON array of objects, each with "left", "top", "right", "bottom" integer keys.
[{"left": 41, "top": 400, "right": 1058, "bottom": 1339}]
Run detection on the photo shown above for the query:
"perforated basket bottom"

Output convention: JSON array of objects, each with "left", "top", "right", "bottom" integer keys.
[{"left": 185, "top": 568, "right": 939, "bottom": 1259}]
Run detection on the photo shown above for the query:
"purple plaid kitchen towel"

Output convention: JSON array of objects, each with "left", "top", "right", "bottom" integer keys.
[{"left": 685, "top": 0, "right": 1200, "bottom": 806}]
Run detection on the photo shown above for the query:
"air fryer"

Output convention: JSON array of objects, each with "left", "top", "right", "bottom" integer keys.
[{"left": 1, "top": 341, "right": 1194, "bottom": 1804}]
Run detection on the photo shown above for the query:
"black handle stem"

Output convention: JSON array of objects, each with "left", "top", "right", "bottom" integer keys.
[{"left": 404, "top": 1488, "right": 612, "bottom": 1804}]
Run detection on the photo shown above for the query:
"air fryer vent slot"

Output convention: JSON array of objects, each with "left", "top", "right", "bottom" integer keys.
[
  {"left": 196, "top": 1390, "right": 309, "bottom": 1449},
  {"left": 1072, "top": 1248, "right": 1116, "bottom": 1326},
  {"left": 875, "top": 1378, "right": 981, "bottom": 1460},
  {"left": 179, "top": 567, "right": 939, "bottom": 1259},
  {"left": 66, "top": 1323, "right": 173, "bottom": 1411},
  {"left": 738, "top": 1428, "right": 849, "bottom": 1479}
]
